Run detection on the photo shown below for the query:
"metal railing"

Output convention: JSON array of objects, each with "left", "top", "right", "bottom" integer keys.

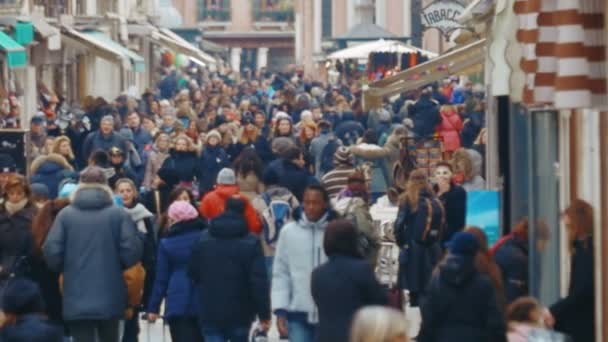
[
  {"left": 253, "top": 8, "right": 294, "bottom": 22},
  {"left": 198, "top": 0, "right": 231, "bottom": 21}
]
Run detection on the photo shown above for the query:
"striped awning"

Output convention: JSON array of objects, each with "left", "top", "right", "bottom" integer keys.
[{"left": 514, "top": 0, "right": 606, "bottom": 109}]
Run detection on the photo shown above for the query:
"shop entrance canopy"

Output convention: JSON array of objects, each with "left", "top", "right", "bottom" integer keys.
[
  {"left": 151, "top": 28, "right": 216, "bottom": 66},
  {"left": 364, "top": 39, "right": 486, "bottom": 109},
  {"left": 0, "top": 31, "right": 26, "bottom": 69},
  {"left": 327, "top": 39, "right": 437, "bottom": 61}
]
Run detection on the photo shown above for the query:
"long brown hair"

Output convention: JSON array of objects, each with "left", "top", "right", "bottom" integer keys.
[
  {"left": 399, "top": 169, "right": 432, "bottom": 211},
  {"left": 563, "top": 199, "right": 594, "bottom": 252},
  {"left": 240, "top": 124, "right": 260, "bottom": 144},
  {"left": 466, "top": 226, "right": 506, "bottom": 309},
  {"left": 31, "top": 199, "right": 70, "bottom": 259}
]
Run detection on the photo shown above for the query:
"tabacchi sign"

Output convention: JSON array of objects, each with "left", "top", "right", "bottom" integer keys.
[{"left": 421, "top": 0, "right": 466, "bottom": 37}]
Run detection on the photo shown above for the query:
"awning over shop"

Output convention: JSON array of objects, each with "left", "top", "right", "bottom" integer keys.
[
  {"left": 61, "top": 26, "right": 145, "bottom": 72},
  {"left": 0, "top": 31, "right": 26, "bottom": 69},
  {"left": 327, "top": 39, "right": 437, "bottom": 60},
  {"left": 364, "top": 39, "right": 486, "bottom": 109},
  {"left": 151, "top": 27, "right": 216, "bottom": 66}
]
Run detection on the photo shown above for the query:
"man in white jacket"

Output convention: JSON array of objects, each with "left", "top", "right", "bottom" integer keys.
[{"left": 271, "top": 184, "right": 338, "bottom": 342}]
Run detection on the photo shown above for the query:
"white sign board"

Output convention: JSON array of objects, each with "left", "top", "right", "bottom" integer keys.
[{"left": 421, "top": 0, "right": 466, "bottom": 36}]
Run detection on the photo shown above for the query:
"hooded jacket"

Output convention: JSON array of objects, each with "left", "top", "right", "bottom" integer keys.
[
  {"left": 42, "top": 183, "right": 143, "bottom": 320},
  {"left": 418, "top": 254, "right": 506, "bottom": 342},
  {"left": 0, "top": 201, "right": 35, "bottom": 277},
  {"left": 408, "top": 95, "right": 440, "bottom": 138},
  {"left": 199, "top": 145, "right": 230, "bottom": 194},
  {"left": 188, "top": 209, "right": 270, "bottom": 328},
  {"left": 162, "top": 150, "right": 200, "bottom": 183},
  {"left": 199, "top": 184, "right": 262, "bottom": 234},
  {"left": 30, "top": 154, "right": 76, "bottom": 198},
  {"left": 272, "top": 209, "right": 338, "bottom": 324}
]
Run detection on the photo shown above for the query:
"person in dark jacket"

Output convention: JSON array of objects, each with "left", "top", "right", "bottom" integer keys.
[
  {"left": 188, "top": 197, "right": 271, "bottom": 341},
  {"left": 491, "top": 218, "right": 529, "bottom": 304},
  {"left": 417, "top": 232, "right": 506, "bottom": 342},
  {"left": 394, "top": 169, "right": 444, "bottom": 307},
  {"left": 0, "top": 278, "right": 63, "bottom": 342},
  {"left": 42, "top": 166, "right": 143, "bottom": 342},
  {"left": 161, "top": 135, "right": 201, "bottom": 195},
  {"left": 30, "top": 153, "right": 76, "bottom": 199},
  {"left": 408, "top": 89, "right": 440, "bottom": 140},
  {"left": 271, "top": 146, "right": 319, "bottom": 202},
  {"left": 0, "top": 176, "right": 36, "bottom": 281},
  {"left": 549, "top": 199, "right": 595, "bottom": 342},
  {"left": 81, "top": 115, "right": 127, "bottom": 161},
  {"left": 199, "top": 130, "right": 230, "bottom": 195},
  {"left": 311, "top": 219, "right": 388, "bottom": 342},
  {"left": 125, "top": 112, "right": 153, "bottom": 155},
  {"left": 460, "top": 102, "right": 485, "bottom": 149},
  {"left": 335, "top": 113, "right": 365, "bottom": 147},
  {"left": 107, "top": 147, "right": 138, "bottom": 189},
  {"left": 433, "top": 162, "right": 466, "bottom": 244},
  {"left": 147, "top": 201, "right": 204, "bottom": 342},
  {"left": 230, "top": 115, "right": 273, "bottom": 163}
]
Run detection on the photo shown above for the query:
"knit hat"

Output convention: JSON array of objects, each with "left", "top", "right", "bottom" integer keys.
[
  {"left": 168, "top": 200, "right": 198, "bottom": 224},
  {"left": 2, "top": 278, "right": 44, "bottom": 315},
  {"left": 30, "top": 183, "right": 50, "bottom": 199},
  {"left": 79, "top": 166, "right": 108, "bottom": 185},
  {"left": 206, "top": 130, "right": 222, "bottom": 143},
  {"left": 217, "top": 168, "right": 236, "bottom": 185},
  {"left": 446, "top": 232, "right": 480, "bottom": 256},
  {"left": 333, "top": 146, "right": 354, "bottom": 166},
  {"left": 0, "top": 154, "right": 16, "bottom": 173}
]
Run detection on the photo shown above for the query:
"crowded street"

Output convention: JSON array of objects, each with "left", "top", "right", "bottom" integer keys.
[{"left": 0, "top": 0, "right": 606, "bottom": 341}]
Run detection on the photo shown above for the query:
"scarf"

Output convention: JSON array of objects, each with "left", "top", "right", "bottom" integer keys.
[{"left": 5, "top": 199, "right": 28, "bottom": 216}]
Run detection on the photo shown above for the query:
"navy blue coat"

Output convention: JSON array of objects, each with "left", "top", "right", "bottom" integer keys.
[
  {"left": 418, "top": 254, "right": 506, "bottom": 342},
  {"left": 408, "top": 95, "right": 441, "bottom": 139},
  {"left": 162, "top": 150, "right": 201, "bottom": 183},
  {"left": 147, "top": 218, "right": 205, "bottom": 318},
  {"left": 0, "top": 314, "right": 63, "bottom": 342},
  {"left": 199, "top": 145, "right": 230, "bottom": 194},
  {"left": 335, "top": 120, "right": 365, "bottom": 146},
  {"left": 188, "top": 210, "right": 270, "bottom": 329},
  {"left": 274, "top": 159, "right": 319, "bottom": 202},
  {"left": 30, "top": 154, "right": 76, "bottom": 199},
  {"left": 312, "top": 256, "right": 388, "bottom": 342},
  {"left": 130, "top": 127, "right": 153, "bottom": 154},
  {"left": 230, "top": 137, "right": 273, "bottom": 163},
  {"left": 493, "top": 235, "right": 528, "bottom": 303}
]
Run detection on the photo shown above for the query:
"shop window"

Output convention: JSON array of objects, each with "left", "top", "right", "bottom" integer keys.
[
  {"left": 253, "top": 0, "right": 294, "bottom": 22},
  {"left": 199, "top": 0, "right": 231, "bottom": 21}
]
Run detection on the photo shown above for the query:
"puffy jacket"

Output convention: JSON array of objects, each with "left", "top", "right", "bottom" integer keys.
[
  {"left": 199, "top": 184, "right": 262, "bottom": 234},
  {"left": 437, "top": 109, "right": 463, "bottom": 152},
  {"left": 188, "top": 210, "right": 270, "bottom": 329},
  {"left": 147, "top": 218, "right": 204, "bottom": 318},
  {"left": 0, "top": 314, "right": 63, "bottom": 342},
  {"left": 492, "top": 235, "right": 528, "bottom": 303},
  {"left": 272, "top": 209, "right": 338, "bottom": 324},
  {"left": 43, "top": 183, "right": 143, "bottom": 320},
  {"left": 0, "top": 202, "right": 35, "bottom": 277},
  {"left": 418, "top": 254, "right": 507, "bottom": 342},
  {"left": 162, "top": 150, "right": 201, "bottom": 183},
  {"left": 30, "top": 154, "right": 76, "bottom": 198},
  {"left": 199, "top": 145, "right": 230, "bottom": 194},
  {"left": 274, "top": 160, "right": 319, "bottom": 202}
]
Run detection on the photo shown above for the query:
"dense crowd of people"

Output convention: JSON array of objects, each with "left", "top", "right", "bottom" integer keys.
[{"left": 0, "top": 64, "right": 595, "bottom": 342}]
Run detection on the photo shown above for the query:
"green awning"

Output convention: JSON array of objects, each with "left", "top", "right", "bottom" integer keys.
[
  {"left": 14, "top": 21, "right": 34, "bottom": 45},
  {"left": 82, "top": 31, "right": 145, "bottom": 72},
  {"left": 0, "top": 31, "right": 26, "bottom": 69}
]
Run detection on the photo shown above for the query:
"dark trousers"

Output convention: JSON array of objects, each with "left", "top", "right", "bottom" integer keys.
[
  {"left": 68, "top": 319, "right": 120, "bottom": 342},
  {"left": 121, "top": 311, "right": 140, "bottom": 342},
  {"left": 167, "top": 316, "right": 204, "bottom": 342}
]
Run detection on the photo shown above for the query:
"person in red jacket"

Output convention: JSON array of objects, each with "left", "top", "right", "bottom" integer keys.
[
  {"left": 199, "top": 168, "right": 262, "bottom": 234},
  {"left": 437, "top": 105, "right": 463, "bottom": 160}
]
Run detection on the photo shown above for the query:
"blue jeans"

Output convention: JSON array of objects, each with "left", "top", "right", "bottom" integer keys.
[
  {"left": 202, "top": 326, "right": 249, "bottom": 342},
  {"left": 287, "top": 320, "right": 315, "bottom": 342}
]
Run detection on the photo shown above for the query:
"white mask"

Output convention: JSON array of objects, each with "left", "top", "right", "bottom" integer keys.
[{"left": 434, "top": 165, "right": 453, "bottom": 184}]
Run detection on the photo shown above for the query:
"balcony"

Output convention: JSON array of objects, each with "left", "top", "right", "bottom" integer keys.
[
  {"left": 253, "top": 8, "right": 294, "bottom": 22},
  {"left": 198, "top": 0, "right": 231, "bottom": 21},
  {"left": 253, "top": 0, "right": 293, "bottom": 31},
  {"left": 0, "top": 0, "right": 21, "bottom": 15}
]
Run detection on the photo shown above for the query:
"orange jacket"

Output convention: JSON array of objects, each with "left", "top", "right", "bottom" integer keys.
[{"left": 199, "top": 184, "right": 262, "bottom": 234}]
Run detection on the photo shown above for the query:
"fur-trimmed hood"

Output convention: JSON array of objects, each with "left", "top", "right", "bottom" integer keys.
[
  {"left": 31, "top": 153, "right": 73, "bottom": 175},
  {"left": 70, "top": 183, "right": 115, "bottom": 210}
]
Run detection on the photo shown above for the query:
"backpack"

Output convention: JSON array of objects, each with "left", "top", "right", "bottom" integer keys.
[
  {"left": 319, "top": 138, "right": 339, "bottom": 175},
  {"left": 334, "top": 197, "right": 380, "bottom": 264},
  {"left": 261, "top": 192, "right": 296, "bottom": 249},
  {"left": 420, "top": 197, "right": 446, "bottom": 245}
]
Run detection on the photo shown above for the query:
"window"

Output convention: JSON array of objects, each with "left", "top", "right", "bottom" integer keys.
[
  {"left": 199, "top": 0, "right": 231, "bottom": 21},
  {"left": 253, "top": 0, "right": 294, "bottom": 22},
  {"left": 322, "top": 0, "right": 332, "bottom": 38},
  {"left": 34, "top": 0, "right": 68, "bottom": 17}
]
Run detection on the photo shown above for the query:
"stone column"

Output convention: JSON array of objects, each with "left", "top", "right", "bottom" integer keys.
[
  {"left": 231, "top": 47, "right": 242, "bottom": 73},
  {"left": 375, "top": 0, "right": 386, "bottom": 28},
  {"left": 313, "top": 0, "right": 322, "bottom": 54},
  {"left": 257, "top": 47, "right": 269, "bottom": 70}
]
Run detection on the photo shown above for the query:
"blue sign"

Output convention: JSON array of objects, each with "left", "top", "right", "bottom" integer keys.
[{"left": 466, "top": 190, "right": 501, "bottom": 247}]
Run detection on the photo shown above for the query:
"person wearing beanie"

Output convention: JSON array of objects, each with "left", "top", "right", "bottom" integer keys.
[
  {"left": 199, "top": 168, "right": 262, "bottom": 234},
  {"left": 81, "top": 113, "right": 127, "bottom": 162},
  {"left": 199, "top": 129, "right": 230, "bottom": 195},
  {"left": 417, "top": 231, "right": 506, "bottom": 342},
  {"left": 188, "top": 197, "right": 271, "bottom": 341},
  {"left": 321, "top": 146, "right": 357, "bottom": 198},
  {"left": 0, "top": 278, "right": 63, "bottom": 342},
  {"left": 43, "top": 164, "right": 142, "bottom": 342},
  {"left": 147, "top": 200, "right": 205, "bottom": 342}
]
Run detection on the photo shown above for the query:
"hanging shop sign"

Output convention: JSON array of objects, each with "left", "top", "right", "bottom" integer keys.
[{"left": 421, "top": 0, "right": 466, "bottom": 38}]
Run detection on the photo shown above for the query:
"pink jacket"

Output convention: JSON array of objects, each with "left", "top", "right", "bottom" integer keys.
[{"left": 437, "top": 109, "right": 463, "bottom": 152}]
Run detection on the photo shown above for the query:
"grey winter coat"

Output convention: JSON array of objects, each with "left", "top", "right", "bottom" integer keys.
[{"left": 42, "top": 183, "right": 143, "bottom": 321}]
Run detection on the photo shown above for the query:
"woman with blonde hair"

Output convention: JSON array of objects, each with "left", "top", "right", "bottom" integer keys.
[
  {"left": 394, "top": 169, "right": 445, "bottom": 306},
  {"left": 549, "top": 199, "right": 595, "bottom": 342},
  {"left": 52, "top": 135, "right": 77, "bottom": 169},
  {"left": 350, "top": 306, "right": 409, "bottom": 342}
]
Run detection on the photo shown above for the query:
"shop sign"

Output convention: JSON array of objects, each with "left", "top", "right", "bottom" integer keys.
[{"left": 421, "top": 0, "right": 466, "bottom": 37}]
